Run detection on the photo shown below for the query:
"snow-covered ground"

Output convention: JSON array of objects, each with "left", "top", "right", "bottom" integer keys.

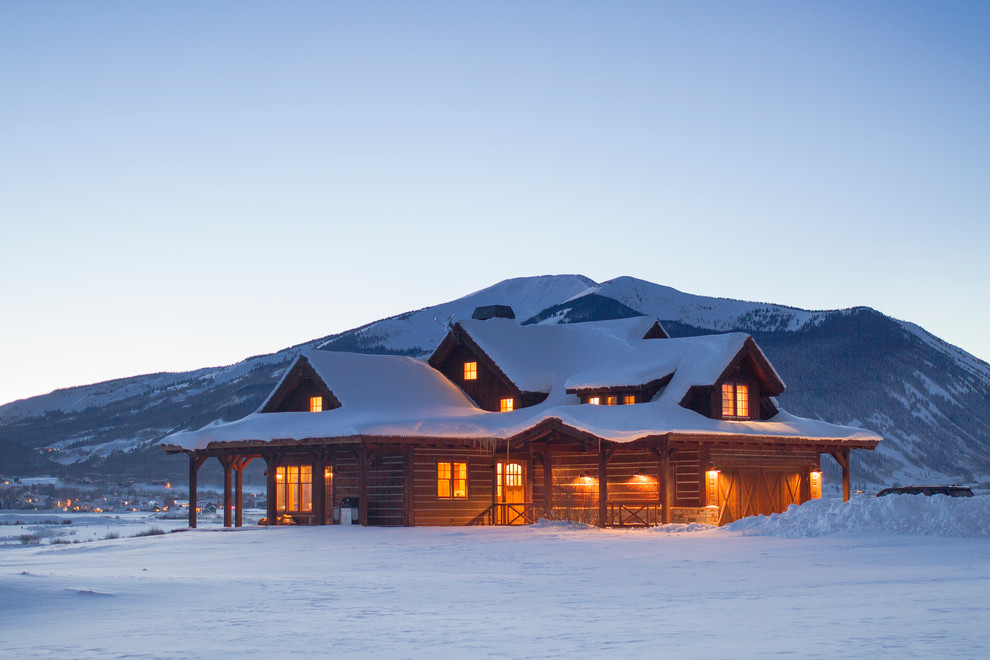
[{"left": 2, "top": 497, "right": 989, "bottom": 658}]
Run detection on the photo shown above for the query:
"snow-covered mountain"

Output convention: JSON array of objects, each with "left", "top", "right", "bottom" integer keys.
[{"left": 2, "top": 274, "right": 988, "bottom": 486}]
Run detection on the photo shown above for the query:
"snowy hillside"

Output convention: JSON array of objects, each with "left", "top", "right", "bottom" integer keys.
[{"left": 1, "top": 274, "right": 988, "bottom": 486}]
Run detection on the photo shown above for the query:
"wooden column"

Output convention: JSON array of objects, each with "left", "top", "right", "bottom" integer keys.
[
  {"left": 829, "top": 448, "right": 852, "bottom": 502},
  {"left": 188, "top": 452, "right": 204, "bottom": 529},
  {"left": 653, "top": 440, "right": 673, "bottom": 524},
  {"left": 698, "top": 443, "right": 710, "bottom": 507},
  {"left": 841, "top": 448, "right": 851, "bottom": 502},
  {"left": 597, "top": 442, "right": 610, "bottom": 528},
  {"left": 404, "top": 444, "right": 415, "bottom": 527},
  {"left": 313, "top": 450, "right": 326, "bottom": 526},
  {"left": 542, "top": 445, "right": 553, "bottom": 519},
  {"left": 234, "top": 458, "right": 244, "bottom": 527},
  {"left": 220, "top": 456, "right": 233, "bottom": 528},
  {"left": 357, "top": 443, "right": 368, "bottom": 527},
  {"left": 265, "top": 453, "right": 278, "bottom": 525}
]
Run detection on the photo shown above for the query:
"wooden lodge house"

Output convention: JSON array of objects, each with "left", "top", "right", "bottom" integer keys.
[{"left": 162, "top": 310, "right": 880, "bottom": 528}]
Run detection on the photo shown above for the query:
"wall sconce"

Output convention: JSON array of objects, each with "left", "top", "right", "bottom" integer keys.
[{"left": 810, "top": 470, "right": 822, "bottom": 500}]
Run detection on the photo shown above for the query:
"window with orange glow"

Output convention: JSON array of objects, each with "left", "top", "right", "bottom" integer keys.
[
  {"left": 437, "top": 462, "right": 467, "bottom": 499},
  {"left": 606, "top": 395, "right": 617, "bottom": 406},
  {"left": 309, "top": 396, "right": 323, "bottom": 412},
  {"left": 623, "top": 394, "right": 636, "bottom": 405},
  {"left": 588, "top": 396, "right": 600, "bottom": 405},
  {"left": 276, "top": 465, "right": 313, "bottom": 512},
  {"left": 721, "top": 383, "right": 750, "bottom": 419},
  {"left": 500, "top": 398, "right": 514, "bottom": 412},
  {"left": 463, "top": 361, "right": 477, "bottom": 381}
]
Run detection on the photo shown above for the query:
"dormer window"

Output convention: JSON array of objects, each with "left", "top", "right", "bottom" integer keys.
[
  {"left": 309, "top": 396, "right": 323, "bottom": 413},
  {"left": 721, "top": 383, "right": 750, "bottom": 419},
  {"left": 623, "top": 394, "right": 636, "bottom": 405},
  {"left": 606, "top": 395, "right": 617, "bottom": 406},
  {"left": 463, "top": 361, "right": 478, "bottom": 381},
  {"left": 500, "top": 398, "right": 514, "bottom": 412},
  {"left": 588, "top": 396, "right": 600, "bottom": 405}
]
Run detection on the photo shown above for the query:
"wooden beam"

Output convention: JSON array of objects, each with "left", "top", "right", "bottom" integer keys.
[
  {"left": 234, "top": 457, "right": 244, "bottom": 528},
  {"left": 597, "top": 442, "right": 609, "bottom": 528},
  {"left": 829, "top": 448, "right": 852, "bottom": 502},
  {"left": 219, "top": 455, "right": 233, "bottom": 528},
  {"left": 698, "top": 442, "right": 710, "bottom": 507},
  {"left": 264, "top": 452, "right": 278, "bottom": 525},
  {"left": 188, "top": 452, "right": 204, "bottom": 529},
  {"left": 542, "top": 445, "right": 553, "bottom": 519},
  {"left": 653, "top": 440, "right": 673, "bottom": 524}
]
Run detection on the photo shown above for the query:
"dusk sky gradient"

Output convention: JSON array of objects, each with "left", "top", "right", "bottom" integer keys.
[{"left": 1, "top": 1, "right": 988, "bottom": 406}]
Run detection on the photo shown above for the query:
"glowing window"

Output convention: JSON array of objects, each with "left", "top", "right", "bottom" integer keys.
[
  {"left": 606, "top": 396, "right": 617, "bottom": 406},
  {"left": 309, "top": 396, "right": 323, "bottom": 412},
  {"left": 437, "top": 462, "right": 467, "bottom": 499},
  {"left": 463, "top": 362, "right": 477, "bottom": 381},
  {"left": 623, "top": 394, "right": 636, "bottom": 405},
  {"left": 275, "top": 465, "right": 313, "bottom": 512},
  {"left": 500, "top": 398, "right": 514, "bottom": 412},
  {"left": 721, "top": 383, "right": 750, "bottom": 419},
  {"left": 588, "top": 396, "right": 600, "bottom": 405}
]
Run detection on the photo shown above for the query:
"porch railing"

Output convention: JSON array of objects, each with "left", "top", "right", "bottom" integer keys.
[
  {"left": 491, "top": 502, "right": 535, "bottom": 525},
  {"left": 608, "top": 501, "right": 661, "bottom": 527}
]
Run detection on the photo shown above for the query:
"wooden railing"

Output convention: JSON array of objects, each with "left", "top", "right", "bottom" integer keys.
[
  {"left": 491, "top": 502, "right": 535, "bottom": 525},
  {"left": 608, "top": 501, "right": 661, "bottom": 527}
]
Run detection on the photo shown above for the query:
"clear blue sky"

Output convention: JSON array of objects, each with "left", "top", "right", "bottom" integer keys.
[{"left": 1, "top": 1, "right": 988, "bottom": 406}]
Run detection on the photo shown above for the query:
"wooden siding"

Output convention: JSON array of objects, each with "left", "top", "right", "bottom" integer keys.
[
  {"left": 366, "top": 451, "right": 406, "bottom": 526},
  {"left": 413, "top": 447, "right": 494, "bottom": 525}
]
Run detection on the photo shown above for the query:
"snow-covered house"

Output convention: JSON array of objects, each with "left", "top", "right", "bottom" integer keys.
[{"left": 162, "top": 313, "right": 880, "bottom": 527}]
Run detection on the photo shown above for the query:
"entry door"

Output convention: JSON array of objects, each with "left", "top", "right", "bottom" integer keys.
[{"left": 496, "top": 461, "right": 526, "bottom": 524}]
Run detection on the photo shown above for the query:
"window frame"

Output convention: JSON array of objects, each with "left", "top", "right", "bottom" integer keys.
[
  {"left": 436, "top": 461, "right": 468, "bottom": 499},
  {"left": 720, "top": 382, "right": 751, "bottom": 419},
  {"left": 499, "top": 397, "right": 514, "bottom": 412},
  {"left": 275, "top": 465, "right": 313, "bottom": 513},
  {"left": 309, "top": 396, "right": 323, "bottom": 413},
  {"left": 463, "top": 361, "right": 478, "bottom": 381}
]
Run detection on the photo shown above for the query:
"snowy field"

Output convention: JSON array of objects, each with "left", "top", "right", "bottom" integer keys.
[{"left": 2, "top": 496, "right": 989, "bottom": 659}]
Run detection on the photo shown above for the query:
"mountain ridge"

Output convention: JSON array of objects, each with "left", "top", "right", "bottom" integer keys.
[{"left": 2, "top": 274, "right": 987, "bottom": 487}]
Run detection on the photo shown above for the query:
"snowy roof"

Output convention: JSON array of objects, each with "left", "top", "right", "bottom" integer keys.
[{"left": 163, "top": 319, "right": 879, "bottom": 451}]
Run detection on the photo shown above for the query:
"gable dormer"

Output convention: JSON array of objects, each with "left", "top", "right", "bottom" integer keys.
[
  {"left": 679, "top": 337, "right": 783, "bottom": 421},
  {"left": 260, "top": 356, "right": 341, "bottom": 413},
  {"left": 643, "top": 320, "right": 669, "bottom": 339},
  {"left": 428, "top": 323, "right": 547, "bottom": 412}
]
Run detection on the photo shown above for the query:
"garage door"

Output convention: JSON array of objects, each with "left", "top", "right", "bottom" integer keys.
[{"left": 716, "top": 468, "right": 803, "bottom": 525}]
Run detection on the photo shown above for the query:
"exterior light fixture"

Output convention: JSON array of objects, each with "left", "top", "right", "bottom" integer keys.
[{"left": 810, "top": 470, "right": 823, "bottom": 499}]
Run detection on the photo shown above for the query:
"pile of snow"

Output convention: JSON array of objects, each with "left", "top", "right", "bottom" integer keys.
[{"left": 730, "top": 494, "right": 990, "bottom": 538}]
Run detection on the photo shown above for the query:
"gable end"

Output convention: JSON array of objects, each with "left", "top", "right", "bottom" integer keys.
[{"left": 260, "top": 357, "right": 341, "bottom": 413}]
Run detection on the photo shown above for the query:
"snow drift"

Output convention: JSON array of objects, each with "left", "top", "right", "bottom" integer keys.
[{"left": 729, "top": 494, "right": 990, "bottom": 538}]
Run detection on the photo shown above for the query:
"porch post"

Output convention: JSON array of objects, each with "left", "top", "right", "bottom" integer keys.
[
  {"left": 698, "top": 442, "right": 710, "bottom": 507},
  {"left": 542, "top": 446, "right": 553, "bottom": 519},
  {"left": 188, "top": 452, "right": 201, "bottom": 529},
  {"left": 841, "top": 448, "right": 851, "bottom": 502},
  {"left": 234, "top": 457, "right": 244, "bottom": 527},
  {"left": 658, "top": 439, "right": 673, "bottom": 525},
  {"left": 220, "top": 456, "right": 233, "bottom": 528},
  {"left": 597, "top": 442, "right": 609, "bottom": 528},
  {"left": 265, "top": 452, "right": 278, "bottom": 525}
]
